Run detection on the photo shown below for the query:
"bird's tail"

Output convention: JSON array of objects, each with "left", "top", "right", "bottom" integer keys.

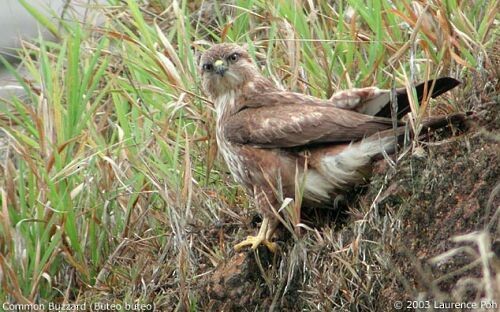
[
  {"left": 313, "top": 112, "right": 468, "bottom": 198},
  {"left": 367, "top": 112, "right": 470, "bottom": 157}
]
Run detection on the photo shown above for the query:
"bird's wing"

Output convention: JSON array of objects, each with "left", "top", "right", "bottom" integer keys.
[
  {"left": 329, "top": 87, "right": 390, "bottom": 116},
  {"left": 328, "top": 77, "right": 461, "bottom": 117},
  {"left": 223, "top": 98, "right": 397, "bottom": 148},
  {"left": 375, "top": 77, "right": 460, "bottom": 118}
]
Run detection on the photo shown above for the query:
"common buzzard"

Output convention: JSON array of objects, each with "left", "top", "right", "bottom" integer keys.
[{"left": 200, "top": 43, "right": 464, "bottom": 252}]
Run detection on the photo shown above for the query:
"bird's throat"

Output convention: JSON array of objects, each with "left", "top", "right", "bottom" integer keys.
[{"left": 214, "top": 90, "right": 241, "bottom": 122}]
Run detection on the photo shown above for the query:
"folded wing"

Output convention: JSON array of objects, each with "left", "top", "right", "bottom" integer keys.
[{"left": 223, "top": 103, "right": 397, "bottom": 148}]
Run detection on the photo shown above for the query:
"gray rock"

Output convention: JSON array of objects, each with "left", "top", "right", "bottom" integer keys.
[{"left": 0, "top": 0, "right": 106, "bottom": 100}]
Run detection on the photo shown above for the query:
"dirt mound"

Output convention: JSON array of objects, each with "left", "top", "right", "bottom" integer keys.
[
  {"left": 201, "top": 99, "right": 499, "bottom": 310},
  {"left": 376, "top": 131, "right": 499, "bottom": 310}
]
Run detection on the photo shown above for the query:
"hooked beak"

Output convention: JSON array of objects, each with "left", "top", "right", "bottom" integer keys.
[{"left": 214, "top": 59, "right": 227, "bottom": 76}]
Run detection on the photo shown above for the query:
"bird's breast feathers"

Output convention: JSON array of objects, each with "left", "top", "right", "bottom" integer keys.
[{"left": 215, "top": 92, "right": 253, "bottom": 186}]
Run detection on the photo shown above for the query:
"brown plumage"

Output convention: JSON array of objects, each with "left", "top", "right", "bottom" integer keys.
[{"left": 200, "top": 43, "right": 464, "bottom": 252}]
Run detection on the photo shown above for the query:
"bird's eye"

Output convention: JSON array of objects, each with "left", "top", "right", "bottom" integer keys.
[
  {"left": 227, "top": 53, "right": 240, "bottom": 63},
  {"left": 202, "top": 63, "right": 213, "bottom": 71}
]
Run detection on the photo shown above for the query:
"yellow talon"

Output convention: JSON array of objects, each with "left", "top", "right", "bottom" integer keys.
[
  {"left": 234, "top": 236, "right": 278, "bottom": 252},
  {"left": 234, "top": 217, "right": 278, "bottom": 253}
]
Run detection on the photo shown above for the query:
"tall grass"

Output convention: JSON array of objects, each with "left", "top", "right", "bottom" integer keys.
[{"left": 0, "top": 0, "right": 497, "bottom": 309}]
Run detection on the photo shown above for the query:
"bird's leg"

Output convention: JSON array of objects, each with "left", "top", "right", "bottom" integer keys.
[
  {"left": 234, "top": 216, "right": 278, "bottom": 252},
  {"left": 265, "top": 217, "right": 279, "bottom": 243}
]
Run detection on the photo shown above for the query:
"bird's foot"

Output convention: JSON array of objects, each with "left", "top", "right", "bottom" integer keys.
[
  {"left": 234, "top": 216, "right": 279, "bottom": 252},
  {"left": 234, "top": 235, "right": 278, "bottom": 253}
]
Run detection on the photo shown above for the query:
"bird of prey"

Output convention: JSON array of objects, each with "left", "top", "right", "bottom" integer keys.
[{"left": 200, "top": 43, "right": 464, "bottom": 252}]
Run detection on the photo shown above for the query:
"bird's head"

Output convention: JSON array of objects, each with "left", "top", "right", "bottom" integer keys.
[{"left": 200, "top": 43, "right": 259, "bottom": 99}]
